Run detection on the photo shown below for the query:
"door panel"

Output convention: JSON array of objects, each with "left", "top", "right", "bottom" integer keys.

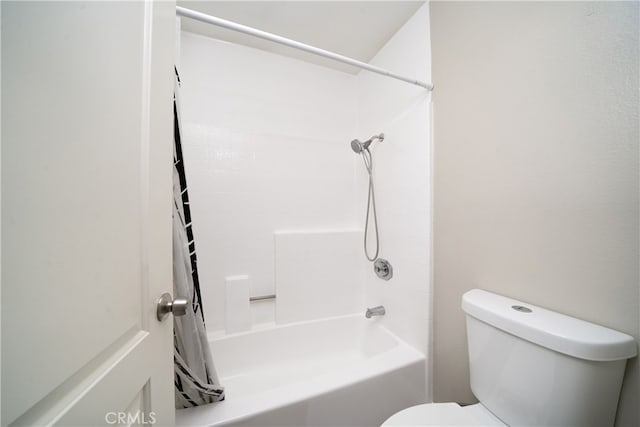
[{"left": 1, "top": 1, "right": 175, "bottom": 425}]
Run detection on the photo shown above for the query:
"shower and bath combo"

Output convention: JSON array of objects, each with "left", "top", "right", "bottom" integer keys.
[{"left": 351, "top": 134, "right": 393, "bottom": 281}]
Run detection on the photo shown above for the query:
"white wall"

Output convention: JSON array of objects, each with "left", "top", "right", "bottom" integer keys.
[
  {"left": 430, "top": 2, "right": 639, "bottom": 426},
  {"left": 356, "top": 3, "right": 433, "bottom": 399},
  {"left": 179, "top": 32, "right": 359, "bottom": 332}
]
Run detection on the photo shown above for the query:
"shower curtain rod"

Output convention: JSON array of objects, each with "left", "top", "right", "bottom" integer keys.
[{"left": 176, "top": 6, "right": 434, "bottom": 91}]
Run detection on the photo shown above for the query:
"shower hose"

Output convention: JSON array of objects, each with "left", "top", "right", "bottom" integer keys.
[{"left": 359, "top": 147, "right": 379, "bottom": 262}]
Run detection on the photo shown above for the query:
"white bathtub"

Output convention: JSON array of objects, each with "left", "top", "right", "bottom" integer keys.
[{"left": 176, "top": 314, "right": 426, "bottom": 426}]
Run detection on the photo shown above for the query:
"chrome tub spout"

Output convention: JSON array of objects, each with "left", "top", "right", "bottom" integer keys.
[{"left": 365, "top": 306, "right": 385, "bottom": 318}]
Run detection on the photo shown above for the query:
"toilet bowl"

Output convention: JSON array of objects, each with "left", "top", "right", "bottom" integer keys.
[
  {"left": 383, "top": 289, "right": 637, "bottom": 427},
  {"left": 383, "top": 402, "right": 503, "bottom": 426}
]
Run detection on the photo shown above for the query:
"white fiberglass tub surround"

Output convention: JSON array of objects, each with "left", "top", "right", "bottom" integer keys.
[{"left": 176, "top": 315, "right": 426, "bottom": 426}]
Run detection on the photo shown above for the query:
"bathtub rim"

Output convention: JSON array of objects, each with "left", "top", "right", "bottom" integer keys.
[
  {"left": 178, "top": 313, "right": 426, "bottom": 426},
  {"left": 206, "top": 312, "right": 404, "bottom": 342}
]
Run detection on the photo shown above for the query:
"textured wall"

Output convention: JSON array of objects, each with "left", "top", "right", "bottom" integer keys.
[{"left": 431, "top": 2, "right": 639, "bottom": 425}]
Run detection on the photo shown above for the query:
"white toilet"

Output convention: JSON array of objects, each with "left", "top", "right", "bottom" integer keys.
[{"left": 383, "top": 289, "right": 637, "bottom": 426}]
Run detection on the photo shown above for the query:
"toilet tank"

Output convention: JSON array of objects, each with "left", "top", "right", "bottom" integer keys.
[{"left": 462, "top": 289, "right": 637, "bottom": 427}]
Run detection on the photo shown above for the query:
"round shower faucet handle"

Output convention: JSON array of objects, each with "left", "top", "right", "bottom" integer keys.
[{"left": 374, "top": 258, "right": 393, "bottom": 280}]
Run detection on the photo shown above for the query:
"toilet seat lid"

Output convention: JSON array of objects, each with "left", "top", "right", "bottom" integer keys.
[{"left": 382, "top": 402, "right": 506, "bottom": 426}]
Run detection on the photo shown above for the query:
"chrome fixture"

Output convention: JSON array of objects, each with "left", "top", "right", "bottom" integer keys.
[
  {"left": 350, "top": 133, "right": 384, "bottom": 154},
  {"left": 374, "top": 258, "right": 393, "bottom": 281},
  {"left": 249, "top": 294, "right": 276, "bottom": 302},
  {"left": 511, "top": 305, "right": 532, "bottom": 313},
  {"left": 156, "top": 293, "right": 188, "bottom": 321},
  {"left": 365, "top": 306, "right": 386, "bottom": 318},
  {"left": 352, "top": 133, "right": 384, "bottom": 262}
]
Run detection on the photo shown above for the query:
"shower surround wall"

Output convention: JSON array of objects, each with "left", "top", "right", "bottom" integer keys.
[
  {"left": 178, "top": 5, "right": 432, "bottom": 400},
  {"left": 356, "top": 1, "right": 432, "bottom": 358},
  {"left": 355, "top": 3, "right": 432, "bottom": 400},
  {"left": 179, "top": 32, "right": 360, "bottom": 332}
]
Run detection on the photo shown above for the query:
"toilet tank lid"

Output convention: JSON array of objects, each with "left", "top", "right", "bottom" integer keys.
[{"left": 462, "top": 289, "right": 637, "bottom": 361}]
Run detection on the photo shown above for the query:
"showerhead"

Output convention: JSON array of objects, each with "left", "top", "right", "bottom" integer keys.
[
  {"left": 350, "top": 133, "right": 384, "bottom": 154},
  {"left": 351, "top": 139, "right": 364, "bottom": 154},
  {"left": 351, "top": 139, "right": 366, "bottom": 153}
]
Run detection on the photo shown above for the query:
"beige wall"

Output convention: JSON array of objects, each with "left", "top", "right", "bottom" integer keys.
[{"left": 431, "top": 2, "right": 639, "bottom": 426}]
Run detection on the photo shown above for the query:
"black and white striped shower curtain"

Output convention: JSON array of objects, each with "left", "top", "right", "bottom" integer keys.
[{"left": 173, "top": 68, "right": 225, "bottom": 408}]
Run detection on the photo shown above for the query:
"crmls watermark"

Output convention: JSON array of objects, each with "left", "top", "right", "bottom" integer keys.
[{"left": 105, "top": 411, "right": 156, "bottom": 425}]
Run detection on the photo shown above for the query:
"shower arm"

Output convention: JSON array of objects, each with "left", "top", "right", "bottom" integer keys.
[{"left": 363, "top": 133, "right": 385, "bottom": 147}]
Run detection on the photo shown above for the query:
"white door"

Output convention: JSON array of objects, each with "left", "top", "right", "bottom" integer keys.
[{"left": 2, "top": 1, "right": 176, "bottom": 425}]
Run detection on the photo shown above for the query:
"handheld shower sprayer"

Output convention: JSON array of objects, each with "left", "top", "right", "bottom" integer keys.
[
  {"left": 350, "top": 139, "right": 364, "bottom": 153},
  {"left": 350, "top": 133, "right": 385, "bottom": 262},
  {"left": 350, "top": 133, "right": 384, "bottom": 154}
]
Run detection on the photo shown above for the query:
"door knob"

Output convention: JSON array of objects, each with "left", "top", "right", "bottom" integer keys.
[{"left": 156, "top": 293, "right": 188, "bottom": 321}]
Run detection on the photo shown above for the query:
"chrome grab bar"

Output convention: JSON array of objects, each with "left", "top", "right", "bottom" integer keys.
[{"left": 249, "top": 294, "right": 276, "bottom": 302}]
